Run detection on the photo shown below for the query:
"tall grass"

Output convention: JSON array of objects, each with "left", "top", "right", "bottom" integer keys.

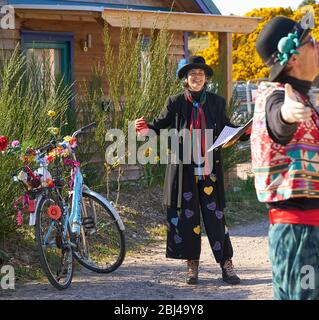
[
  {"left": 0, "top": 47, "right": 72, "bottom": 236},
  {"left": 96, "top": 23, "right": 181, "bottom": 137}
]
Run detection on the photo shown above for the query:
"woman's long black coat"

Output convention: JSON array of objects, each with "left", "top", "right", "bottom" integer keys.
[{"left": 148, "top": 91, "right": 237, "bottom": 210}]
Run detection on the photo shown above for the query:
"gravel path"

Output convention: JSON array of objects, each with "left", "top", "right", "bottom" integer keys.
[{"left": 0, "top": 219, "right": 273, "bottom": 300}]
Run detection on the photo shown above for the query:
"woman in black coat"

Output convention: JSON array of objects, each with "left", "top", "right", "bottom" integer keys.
[{"left": 135, "top": 56, "right": 248, "bottom": 285}]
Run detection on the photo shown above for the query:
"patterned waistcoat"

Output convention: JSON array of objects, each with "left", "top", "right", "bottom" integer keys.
[{"left": 251, "top": 82, "right": 319, "bottom": 203}]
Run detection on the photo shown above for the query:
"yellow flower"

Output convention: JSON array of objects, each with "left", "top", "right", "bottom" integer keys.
[
  {"left": 154, "top": 156, "right": 160, "bottom": 163},
  {"left": 48, "top": 127, "right": 59, "bottom": 136},
  {"left": 63, "top": 136, "right": 72, "bottom": 142},
  {"left": 47, "top": 110, "right": 56, "bottom": 118},
  {"left": 144, "top": 147, "right": 152, "bottom": 157},
  {"left": 49, "top": 150, "right": 56, "bottom": 158},
  {"left": 62, "top": 149, "right": 70, "bottom": 157}
]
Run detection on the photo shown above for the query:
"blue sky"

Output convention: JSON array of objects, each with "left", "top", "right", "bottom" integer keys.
[{"left": 212, "top": 0, "right": 303, "bottom": 15}]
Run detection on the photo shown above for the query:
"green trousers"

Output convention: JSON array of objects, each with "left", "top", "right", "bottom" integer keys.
[{"left": 269, "top": 223, "right": 319, "bottom": 300}]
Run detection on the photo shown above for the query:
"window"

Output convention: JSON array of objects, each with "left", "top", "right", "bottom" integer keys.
[{"left": 21, "top": 31, "right": 74, "bottom": 86}]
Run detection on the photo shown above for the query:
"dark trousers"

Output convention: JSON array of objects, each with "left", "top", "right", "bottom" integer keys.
[{"left": 166, "top": 167, "right": 233, "bottom": 263}]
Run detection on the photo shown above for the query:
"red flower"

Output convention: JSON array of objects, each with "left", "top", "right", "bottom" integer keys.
[
  {"left": 47, "top": 205, "right": 62, "bottom": 220},
  {"left": 47, "top": 155, "right": 54, "bottom": 163},
  {"left": 0, "top": 136, "right": 9, "bottom": 152},
  {"left": 46, "top": 179, "right": 55, "bottom": 189}
]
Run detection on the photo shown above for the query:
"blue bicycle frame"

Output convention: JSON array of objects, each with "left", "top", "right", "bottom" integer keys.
[{"left": 69, "top": 167, "right": 83, "bottom": 235}]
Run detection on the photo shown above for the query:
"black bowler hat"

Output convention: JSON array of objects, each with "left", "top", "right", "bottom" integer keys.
[
  {"left": 256, "top": 16, "right": 310, "bottom": 81},
  {"left": 177, "top": 55, "right": 213, "bottom": 79}
]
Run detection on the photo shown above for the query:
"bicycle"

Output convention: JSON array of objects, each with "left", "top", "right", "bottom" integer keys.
[{"left": 12, "top": 123, "right": 126, "bottom": 290}]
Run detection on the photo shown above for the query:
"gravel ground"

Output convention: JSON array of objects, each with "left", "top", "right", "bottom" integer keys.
[{"left": 0, "top": 219, "right": 273, "bottom": 300}]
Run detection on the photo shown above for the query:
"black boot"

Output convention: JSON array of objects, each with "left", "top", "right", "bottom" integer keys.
[
  {"left": 220, "top": 259, "right": 240, "bottom": 285},
  {"left": 186, "top": 260, "right": 199, "bottom": 285}
]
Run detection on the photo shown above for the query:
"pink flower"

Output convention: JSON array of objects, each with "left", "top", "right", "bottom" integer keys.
[
  {"left": 63, "top": 158, "right": 73, "bottom": 166},
  {"left": 16, "top": 210, "right": 23, "bottom": 226},
  {"left": 0, "top": 136, "right": 9, "bottom": 151},
  {"left": 11, "top": 140, "right": 20, "bottom": 148}
]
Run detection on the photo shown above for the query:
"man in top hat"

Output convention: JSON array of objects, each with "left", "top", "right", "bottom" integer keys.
[
  {"left": 251, "top": 16, "right": 319, "bottom": 299},
  {"left": 135, "top": 56, "right": 249, "bottom": 285}
]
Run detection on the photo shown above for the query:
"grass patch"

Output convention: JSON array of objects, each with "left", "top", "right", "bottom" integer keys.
[{"left": 0, "top": 227, "right": 46, "bottom": 282}]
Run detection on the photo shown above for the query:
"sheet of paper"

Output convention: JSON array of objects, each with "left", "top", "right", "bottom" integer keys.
[{"left": 208, "top": 126, "right": 243, "bottom": 152}]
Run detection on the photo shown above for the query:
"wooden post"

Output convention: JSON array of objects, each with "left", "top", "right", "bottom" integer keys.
[{"left": 218, "top": 32, "right": 232, "bottom": 104}]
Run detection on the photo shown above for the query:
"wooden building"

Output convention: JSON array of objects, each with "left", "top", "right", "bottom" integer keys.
[{"left": 0, "top": 0, "right": 260, "bottom": 103}]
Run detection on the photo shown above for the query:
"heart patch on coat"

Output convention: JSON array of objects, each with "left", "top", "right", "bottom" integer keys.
[
  {"left": 213, "top": 241, "right": 221, "bottom": 251},
  {"left": 185, "top": 209, "right": 194, "bottom": 219},
  {"left": 215, "top": 210, "right": 224, "bottom": 219},
  {"left": 174, "top": 234, "right": 182, "bottom": 244},
  {"left": 183, "top": 192, "right": 192, "bottom": 201},
  {"left": 204, "top": 186, "right": 213, "bottom": 195},
  {"left": 210, "top": 174, "right": 217, "bottom": 182},
  {"left": 193, "top": 225, "right": 201, "bottom": 235},
  {"left": 171, "top": 217, "right": 179, "bottom": 226},
  {"left": 207, "top": 202, "right": 217, "bottom": 211}
]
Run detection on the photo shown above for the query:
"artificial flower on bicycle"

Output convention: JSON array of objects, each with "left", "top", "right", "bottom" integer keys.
[{"left": 1, "top": 132, "right": 80, "bottom": 226}]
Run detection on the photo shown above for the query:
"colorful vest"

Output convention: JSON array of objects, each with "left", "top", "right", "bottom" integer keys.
[{"left": 251, "top": 82, "right": 319, "bottom": 203}]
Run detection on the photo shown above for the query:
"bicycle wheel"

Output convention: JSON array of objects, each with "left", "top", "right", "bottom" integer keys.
[
  {"left": 35, "top": 191, "right": 74, "bottom": 290},
  {"left": 73, "top": 192, "right": 125, "bottom": 273}
]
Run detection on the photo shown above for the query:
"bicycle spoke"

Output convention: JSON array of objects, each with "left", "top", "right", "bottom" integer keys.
[{"left": 73, "top": 192, "right": 125, "bottom": 273}]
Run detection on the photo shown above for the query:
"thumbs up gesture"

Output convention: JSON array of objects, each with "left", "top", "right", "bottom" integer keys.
[{"left": 280, "top": 84, "right": 312, "bottom": 123}]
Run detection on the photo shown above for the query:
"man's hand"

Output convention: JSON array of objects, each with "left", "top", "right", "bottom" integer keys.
[
  {"left": 281, "top": 83, "right": 312, "bottom": 123},
  {"left": 135, "top": 116, "right": 149, "bottom": 136}
]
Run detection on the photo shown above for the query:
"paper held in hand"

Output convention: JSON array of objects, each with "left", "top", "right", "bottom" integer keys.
[{"left": 208, "top": 118, "right": 253, "bottom": 152}]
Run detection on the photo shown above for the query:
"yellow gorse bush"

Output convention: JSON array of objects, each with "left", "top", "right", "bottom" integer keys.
[{"left": 198, "top": 5, "right": 319, "bottom": 81}]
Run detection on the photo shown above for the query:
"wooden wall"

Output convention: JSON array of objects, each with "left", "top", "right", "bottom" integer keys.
[
  {"left": 0, "top": 0, "right": 18, "bottom": 61},
  {"left": 0, "top": 29, "right": 20, "bottom": 62},
  {"left": 17, "top": 16, "right": 185, "bottom": 97}
]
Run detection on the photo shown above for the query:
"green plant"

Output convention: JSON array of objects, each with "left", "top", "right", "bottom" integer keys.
[{"left": 99, "top": 23, "right": 181, "bottom": 134}]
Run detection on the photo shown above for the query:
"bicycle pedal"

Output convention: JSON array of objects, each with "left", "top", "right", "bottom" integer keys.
[{"left": 82, "top": 217, "right": 95, "bottom": 230}]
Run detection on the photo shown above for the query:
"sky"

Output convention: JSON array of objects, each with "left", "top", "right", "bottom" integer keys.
[{"left": 211, "top": 0, "right": 304, "bottom": 16}]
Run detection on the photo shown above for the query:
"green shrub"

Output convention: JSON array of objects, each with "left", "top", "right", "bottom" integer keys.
[{"left": 0, "top": 48, "right": 71, "bottom": 236}]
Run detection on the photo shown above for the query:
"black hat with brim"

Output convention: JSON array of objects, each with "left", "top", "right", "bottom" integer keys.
[
  {"left": 256, "top": 16, "right": 310, "bottom": 81},
  {"left": 177, "top": 55, "right": 213, "bottom": 80}
]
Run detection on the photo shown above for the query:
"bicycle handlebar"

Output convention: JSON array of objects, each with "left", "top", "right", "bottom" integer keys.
[
  {"left": 37, "top": 140, "right": 57, "bottom": 154},
  {"left": 72, "top": 122, "right": 97, "bottom": 138},
  {"left": 36, "top": 122, "right": 97, "bottom": 153},
  {"left": 80, "top": 122, "right": 97, "bottom": 133}
]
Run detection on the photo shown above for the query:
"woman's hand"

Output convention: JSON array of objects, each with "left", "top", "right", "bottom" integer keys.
[{"left": 135, "top": 116, "right": 149, "bottom": 136}]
